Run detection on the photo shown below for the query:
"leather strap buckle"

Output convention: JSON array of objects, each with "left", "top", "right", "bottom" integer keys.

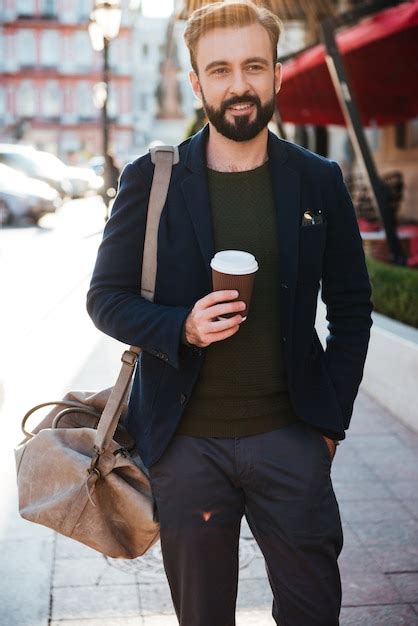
[
  {"left": 149, "top": 145, "right": 179, "bottom": 165},
  {"left": 121, "top": 350, "right": 137, "bottom": 366}
]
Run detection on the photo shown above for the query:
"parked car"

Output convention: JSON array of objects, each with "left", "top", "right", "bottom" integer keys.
[
  {"left": 0, "top": 144, "right": 73, "bottom": 199},
  {"left": 66, "top": 165, "right": 104, "bottom": 198},
  {"left": 0, "top": 163, "right": 60, "bottom": 225}
]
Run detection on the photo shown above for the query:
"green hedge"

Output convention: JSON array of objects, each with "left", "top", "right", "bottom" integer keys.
[{"left": 366, "top": 255, "right": 418, "bottom": 328}]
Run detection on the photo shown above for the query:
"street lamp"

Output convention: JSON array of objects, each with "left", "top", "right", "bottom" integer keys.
[{"left": 88, "top": 0, "right": 122, "bottom": 220}]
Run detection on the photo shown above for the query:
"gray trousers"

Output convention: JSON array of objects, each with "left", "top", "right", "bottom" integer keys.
[{"left": 148, "top": 421, "right": 343, "bottom": 626}]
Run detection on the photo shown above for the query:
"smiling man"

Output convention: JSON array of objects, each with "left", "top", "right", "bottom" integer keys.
[{"left": 87, "top": 2, "right": 373, "bottom": 625}]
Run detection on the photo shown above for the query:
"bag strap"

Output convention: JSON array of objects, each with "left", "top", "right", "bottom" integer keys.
[
  {"left": 94, "top": 145, "right": 178, "bottom": 456},
  {"left": 141, "top": 145, "right": 179, "bottom": 302}
]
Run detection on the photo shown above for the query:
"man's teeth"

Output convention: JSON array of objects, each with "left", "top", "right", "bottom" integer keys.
[{"left": 230, "top": 104, "right": 253, "bottom": 110}]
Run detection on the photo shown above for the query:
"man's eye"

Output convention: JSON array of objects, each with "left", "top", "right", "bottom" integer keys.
[
  {"left": 213, "top": 68, "right": 228, "bottom": 75},
  {"left": 247, "top": 65, "right": 263, "bottom": 71}
]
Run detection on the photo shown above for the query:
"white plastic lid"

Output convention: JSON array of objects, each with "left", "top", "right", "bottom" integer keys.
[{"left": 210, "top": 250, "right": 258, "bottom": 275}]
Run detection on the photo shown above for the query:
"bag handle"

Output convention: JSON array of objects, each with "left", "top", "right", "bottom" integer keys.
[
  {"left": 21, "top": 400, "right": 101, "bottom": 438},
  {"left": 94, "top": 146, "right": 178, "bottom": 455}
]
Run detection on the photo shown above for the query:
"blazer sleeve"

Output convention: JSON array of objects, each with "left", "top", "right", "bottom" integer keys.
[
  {"left": 321, "top": 161, "right": 374, "bottom": 429},
  {"left": 86, "top": 160, "right": 191, "bottom": 370}
]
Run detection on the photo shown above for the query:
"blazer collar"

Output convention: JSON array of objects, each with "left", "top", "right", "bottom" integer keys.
[{"left": 184, "top": 122, "right": 289, "bottom": 173}]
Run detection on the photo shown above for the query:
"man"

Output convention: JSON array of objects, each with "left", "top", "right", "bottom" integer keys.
[{"left": 87, "top": 2, "right": 373, "bottom": 624}]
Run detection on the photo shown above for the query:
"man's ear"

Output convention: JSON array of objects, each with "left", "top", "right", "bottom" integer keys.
[
  {"left": 189, "top": 70, "right": 203, "bottom": 101},
  {"left": 274, "top": 62, "right": 282, "bottom": 94}
]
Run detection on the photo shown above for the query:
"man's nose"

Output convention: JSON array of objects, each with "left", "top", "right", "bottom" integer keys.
[{"left": 228, "top": 70, "right": 251, "bottom": 96}]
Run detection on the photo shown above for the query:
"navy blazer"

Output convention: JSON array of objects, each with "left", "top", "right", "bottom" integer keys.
[{"left": 87, "top": 124, "right": 373, "bottom": 468}]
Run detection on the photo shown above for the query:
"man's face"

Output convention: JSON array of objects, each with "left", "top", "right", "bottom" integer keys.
[{"left": 189, "top": 23, "right": 282, "bottom": 142}]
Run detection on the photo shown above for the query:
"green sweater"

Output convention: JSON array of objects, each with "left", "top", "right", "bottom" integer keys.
[{"left": 175, "top": 162, "right": 299, "bottom": 437}]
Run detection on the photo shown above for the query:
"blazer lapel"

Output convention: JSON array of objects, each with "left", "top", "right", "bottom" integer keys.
[
  {"left": 267, "top": 131, "right": 300, "bottom": 289},
  {"left": 181, "top": 125, "right": 214, "bottom": 285}
]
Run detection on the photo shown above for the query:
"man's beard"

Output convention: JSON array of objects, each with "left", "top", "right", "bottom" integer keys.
[{"left": 200, "top": 89, "right": 276, "bottom": 142}]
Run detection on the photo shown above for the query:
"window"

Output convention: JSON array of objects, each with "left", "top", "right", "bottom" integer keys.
[
  {"left": 139, "top": 93, "right": 147, "bottom": 111},
  {"left": 42, "top": 80, "right": 61, "bottom": 118},
  {"left": 16, "top": 0, "right": 35, "bottom": 18},
  {"left": 40, "top": 30, "right": 60, "bottom": 67},
  {"left": 41, "top": 0, "right": 56, "bottom": 18},
  {"left": 73, "top": 31, "right": 92, "bottom": 68},
  {"left": 16, "top": 80, "right": 37, "bottom": 117},
  {"left": 76, "top": 82, "right": 94, "bottom": 119},
  {"left": 108, "top": 87, "right": 118, "bottom": 119},
  {"left": 17, "top": 30, "right": 37, "bottom": 67},
  {"left": 77, "top": 0, "right": 90, "bottom": 21}
]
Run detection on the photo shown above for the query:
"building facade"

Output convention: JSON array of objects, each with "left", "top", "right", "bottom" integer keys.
[{"left": 0, "top": 0, "right": 134, "bottom": 162}]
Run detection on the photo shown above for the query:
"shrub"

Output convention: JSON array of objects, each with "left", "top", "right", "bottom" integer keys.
[{"left": 366, "top": 255, "right": 418, "bottom": 328}]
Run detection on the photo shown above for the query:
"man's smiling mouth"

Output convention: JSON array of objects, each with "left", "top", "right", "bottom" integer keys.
[{"left": 228, "top": 103, "right": 254, "bottom": 112}]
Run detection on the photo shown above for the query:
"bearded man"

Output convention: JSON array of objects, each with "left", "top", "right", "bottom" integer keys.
[{"left": 87, "top": 3, "right": 373, "bottom": 624}]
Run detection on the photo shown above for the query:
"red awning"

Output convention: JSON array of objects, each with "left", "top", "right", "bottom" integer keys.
[{"left": 279, "top": 1, "right": 418, "bottom": 126}]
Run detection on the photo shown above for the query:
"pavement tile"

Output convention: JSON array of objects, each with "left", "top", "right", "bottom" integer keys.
[
  {"left": 236, "top": 609, "right": 276, "bottom": 625},
  {"left": 52, "top": 585, "right": 140, "bottom": 621},
  {"left": 338, "top": 498, "right": 412, "bottom": 523},
  {"left": 402, "top": 499, "right": 418, "bottom": 521},
  {"left": 141, "top": 610, "right": 277, "bottom": 626},
  {"left": 141, "top": 617, "right": 178, "bottom": 626},
  {"left": 0, "top": 512, "right": 53, "bottom": 542},
  {"left": 338, "top": 546, "right": 381, "bottom": 574},
  {"left": 104, "top": 546, "right": 167, "bottom": 584},
  {"left": 388, "top": 573, "right": 418, "bottom": 602},
  {"left": 241, "top": 517, "right": 255, "bottom": 539},
  {"left": 50, "top": 615, "right": 142, "bottom": 626},
  {"left": 138, "top": 580, "right": 175, "bottom": 615},
  {"left": 239, "top": 556, "right": 269, "bottom": 580},
  {"left": 341, "top": 523, "right": 363, "bottom": 548},
  {"left": 55, "top": 534, "right": 104, "bottom": 561},
  {"left": 0, "top": 537, "right": 54, "bottom": 626},
  {"left": 387, "top": 481, "right": 418, "bottom": 501},
  {"left": 333, "top": 479, "right": 392, "bottom": 501},
  {"left": 371, "top": 463, "right": 418, "bottom": 482},
  {"left": 341, "top": 572, "right": 401, "bottom": 605},
  {"left": 360, "top": 445, "right": 418, "bottom": 466},
  {"left": 348, "top": 417, "right": 393, "bottom": 435},
  {"left": 331, "top": 461, "right": 377, "bottom": 483},
  {"left": 349, "top": 434, "right": 409, "bottom": 453},
  {"left": 390, "top": 426, "right": 418, "bottom": 451},
  {"left": 236, "top": 577, "right": 274, "bottom": 611},
  {"left": 340, "top": 604, "right": 418, "bottom": 625},
  {"left": 350, "top": 519, "right": 418, "bottom": 547},
  {"left": 367, "top": 545, "right": 418, "bottom": 573},
  {"left": 53, "top": 556, "right": 137, "bottom": 587},
  {"left": 331, "top": 450, "right": 361, "bottom": 469}
]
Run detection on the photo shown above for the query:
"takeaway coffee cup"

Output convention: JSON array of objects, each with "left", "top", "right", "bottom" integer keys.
[{"left": 210, "top": 250, "right": 259, "bottom": 321}]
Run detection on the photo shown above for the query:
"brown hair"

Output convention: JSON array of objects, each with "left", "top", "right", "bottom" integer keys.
[{"left": 183, "top": 1, "right": 283, "bottom": 74}]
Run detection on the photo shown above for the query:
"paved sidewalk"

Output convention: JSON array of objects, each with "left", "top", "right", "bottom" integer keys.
[{"left": 2, "top": 340, "right": 418, "bottom": 625}]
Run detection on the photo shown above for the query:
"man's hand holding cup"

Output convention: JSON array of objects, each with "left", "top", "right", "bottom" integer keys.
[
  {"left": 183, "top": 290, "right": 246, "bottom": 348},
  {"left": 183, "top": 250, "right": 259, "bottom": 348}
]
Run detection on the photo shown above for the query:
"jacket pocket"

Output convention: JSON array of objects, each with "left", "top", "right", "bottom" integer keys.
[{"left": 298, "top": 221, "right": 326, "bottom": 284}]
